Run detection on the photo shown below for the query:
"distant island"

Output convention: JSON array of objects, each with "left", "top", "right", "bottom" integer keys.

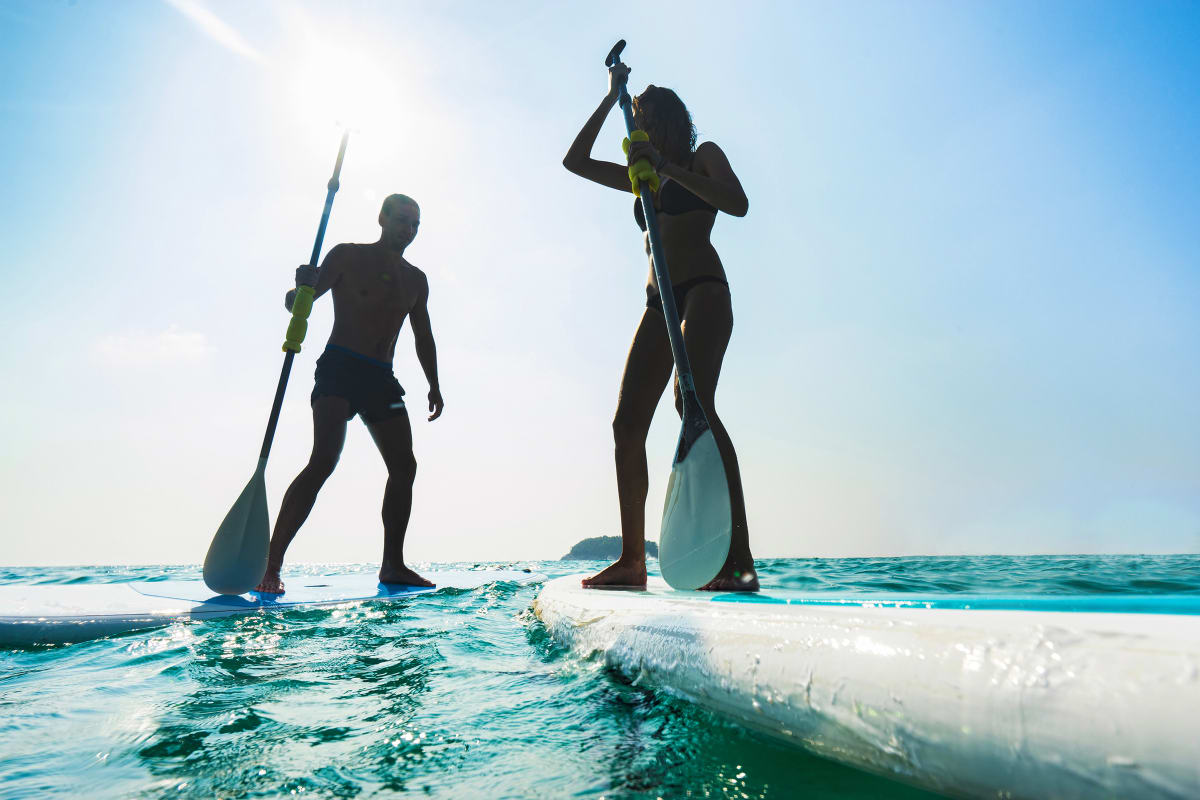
[{"left": 562, "top": 536, "right": 657, "bottom": 560}]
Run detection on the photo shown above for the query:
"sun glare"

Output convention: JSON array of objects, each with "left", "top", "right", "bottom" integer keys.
[{"left": 288, "top": 44, "right": 406, "bottom": 135}]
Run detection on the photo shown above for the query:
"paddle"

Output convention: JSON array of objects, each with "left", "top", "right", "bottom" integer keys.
[
  {"left": 202, "top": 131, "right": 350, "bottom": 595},
  {"left": 604, "top": 41, "right": 732, "bottom": 590}
]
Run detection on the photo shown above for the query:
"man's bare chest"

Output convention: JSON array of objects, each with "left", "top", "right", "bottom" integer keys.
[{"left": 337, "top": 263, "right": 414, "bottom": 312}]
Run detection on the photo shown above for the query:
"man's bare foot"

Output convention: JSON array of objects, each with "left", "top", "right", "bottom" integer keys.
[
  {"left": 582, "top": 558, "right": 648, "bottom": 588},
  {"left": 700, "top": 566, "right": 759, "bottom": 592},
  {"left": 379, "top": 565, "right": 435, "bottom": 587},
  {"left": 254, "top": 571, "right": 285, "bottom": 595}
]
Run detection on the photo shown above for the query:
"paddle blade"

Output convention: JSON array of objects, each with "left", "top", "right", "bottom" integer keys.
[
  {"left": 658, "top": 429, "right": 732, "bottom": 589},
  {"left": 203, "top": 459, "right": 270, "bottom": 595}
]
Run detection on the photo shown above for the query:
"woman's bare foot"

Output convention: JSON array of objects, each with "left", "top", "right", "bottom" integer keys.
[
  {"left": 379, "top": 565, "right": 435, "bottom": 587},
  {"left": 582, "top": 558, "right": 648, "bottom": 588},
  {"left": 254, "top": 571, "right": 285, "bottom": 595},
  {"left": 699, "top": 565, "right": 759, "bottom": 592}
]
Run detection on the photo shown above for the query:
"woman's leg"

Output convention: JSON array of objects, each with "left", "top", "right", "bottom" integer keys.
[
  {"left": 582, "top": 310, "right": 674, "bottom": 587},
  {"left": 676, "top": 283, "right": 758, "bottom": 591}
]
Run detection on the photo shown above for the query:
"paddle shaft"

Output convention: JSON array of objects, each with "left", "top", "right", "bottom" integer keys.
[
  {"left": 258, "top": 131, "right": 350, "bottom": 462},
  {"left": 606, "top": 42, "right": 710, "bottom": 454}
]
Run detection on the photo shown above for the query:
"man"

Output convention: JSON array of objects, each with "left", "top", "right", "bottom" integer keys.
[{"left": 256, "top": 194, "right": 443, "bottom": 594}]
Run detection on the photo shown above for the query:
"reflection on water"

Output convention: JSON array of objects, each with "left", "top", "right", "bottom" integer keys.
[
  {"left": 130, "top": 603, "right": 446, "bottom": 798},
  {"left": 7, "top": 556, "right": 1196, "bottom": 797}
]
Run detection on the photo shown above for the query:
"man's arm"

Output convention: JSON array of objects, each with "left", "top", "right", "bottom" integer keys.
[
  {"left": 285, "top": 244, "right": 348, "bottom": 310},
  {"left": 409, "top": 273, "right": 443, "bottom": 421}
]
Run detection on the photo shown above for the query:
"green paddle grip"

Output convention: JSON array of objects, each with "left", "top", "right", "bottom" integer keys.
[
  {"left": 622, "top": 130, "right": 660, "bottom": 197},
  {"left": 282, "top": 284, "right": 315, "bottom": 353}
]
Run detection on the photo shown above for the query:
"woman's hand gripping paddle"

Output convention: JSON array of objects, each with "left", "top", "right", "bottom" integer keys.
[
  {"left": 202, "top": 132, "right": 350, "bottom": 595},
  {"left": 605, "top": 41, "right": 732, "bottom": 590}
]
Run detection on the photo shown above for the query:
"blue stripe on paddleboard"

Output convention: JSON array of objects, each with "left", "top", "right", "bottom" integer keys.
[
  {"left": 130, "top": 578, "right": 435, "bottom": 608},
  {"left": 711, "top": 592, "right": 1200, "bottom": 615}
]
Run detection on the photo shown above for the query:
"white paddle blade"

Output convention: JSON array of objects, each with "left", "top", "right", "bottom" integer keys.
[
  {"left": 659, "top": 430, "right": 732, "bottom": 589},
  {"left": 203, "top": 459, "right": 270, "bottom": 595}
]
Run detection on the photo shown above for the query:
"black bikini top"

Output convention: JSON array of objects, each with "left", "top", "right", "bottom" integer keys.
[{"left": 634, "top": 172, "right": 717, "bottom": 232}]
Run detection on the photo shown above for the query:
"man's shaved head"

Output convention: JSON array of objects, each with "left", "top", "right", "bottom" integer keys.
[{"left": 381, "top": 194, "right": 419, "bottom": 216}]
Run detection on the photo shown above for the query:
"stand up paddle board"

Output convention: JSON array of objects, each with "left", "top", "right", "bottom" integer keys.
[
  {"left": 2, "top": 570, "right": 541, "bottom": 646},
  {"left": 535, "top": 575, "right": 1200, "bottom": 800}
]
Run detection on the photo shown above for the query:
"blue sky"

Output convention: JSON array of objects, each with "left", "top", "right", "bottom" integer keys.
[{"left": 1, "top": 0, "right": 1197, "bottom": 565}]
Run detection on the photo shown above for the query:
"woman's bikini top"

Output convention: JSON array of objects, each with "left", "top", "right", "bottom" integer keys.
[{"left": 634, "top": 158, "right": 717, "bottom": 231}]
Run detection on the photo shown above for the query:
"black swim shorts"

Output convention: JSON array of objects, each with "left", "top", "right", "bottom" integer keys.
[{"left": 311, "top": 345, "right": 407, "bottom": 423}]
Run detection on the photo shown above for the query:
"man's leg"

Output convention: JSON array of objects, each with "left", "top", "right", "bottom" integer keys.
[
  {"left": 256, "top": 396, "right": 350, "bottom": 594},
  {"left": 365, "top": 409, "right": 432, "bottom": 586}
]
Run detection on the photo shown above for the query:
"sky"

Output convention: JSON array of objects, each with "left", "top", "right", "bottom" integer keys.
[{"left": 1, "top": 0, "right": 1197, "bottom": 566}]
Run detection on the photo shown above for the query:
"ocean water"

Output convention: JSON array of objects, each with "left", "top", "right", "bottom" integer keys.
[{"left": 2, "top": 555, "right": 1198, "bottom": 799}]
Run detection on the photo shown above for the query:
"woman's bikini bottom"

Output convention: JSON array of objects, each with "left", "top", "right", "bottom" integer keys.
[{"left": 646, "top": 275, "right": 729, "bottom": 315}]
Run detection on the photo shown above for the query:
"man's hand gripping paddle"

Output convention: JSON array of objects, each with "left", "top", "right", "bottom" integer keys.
[
  {"left": 605, "top": 41, "right": 732, "bottom": 590},
  {"left": 202, "top": 132, "right": 350, "bottom": 595}
]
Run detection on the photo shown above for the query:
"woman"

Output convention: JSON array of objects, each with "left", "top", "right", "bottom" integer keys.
[{"left": 563, "top": 62, "right": 758, "bottom": 591}]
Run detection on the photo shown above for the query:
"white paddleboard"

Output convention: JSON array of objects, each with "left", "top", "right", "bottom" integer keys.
[
  {"left": 535, "top": 575, "right": 1200, "bottom": 800},
  {"left": 1, "top": 570, "right": 541, "bottom": 646}
]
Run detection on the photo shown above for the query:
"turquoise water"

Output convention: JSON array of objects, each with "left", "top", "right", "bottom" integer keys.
[{"left": 2, "top": 555, "right": 1197, "bottom": 799}]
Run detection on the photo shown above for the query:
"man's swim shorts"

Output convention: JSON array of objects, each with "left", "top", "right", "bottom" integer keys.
[{"left": 311, "top": 344, "right": 407, "bottom": 423}]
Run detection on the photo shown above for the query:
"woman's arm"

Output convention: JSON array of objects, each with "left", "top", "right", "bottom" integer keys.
[
  {"left": 661, "top": 142, "right": 748, "bottom": 217},
  {"left": 563, "top": 65, "right": 635, "bottom": 193},
  {"left": 626, "top": 139, "right": 749, "bottom": 217}
]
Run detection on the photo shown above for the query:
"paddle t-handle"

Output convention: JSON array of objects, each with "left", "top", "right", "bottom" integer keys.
[{"left": 605, "top": 40, "right": 626, "bottom": 68}]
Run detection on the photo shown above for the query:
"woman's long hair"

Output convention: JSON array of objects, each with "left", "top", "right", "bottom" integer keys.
[{"left": 633, "top": 86, "right": 696, "bottom": 166}]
